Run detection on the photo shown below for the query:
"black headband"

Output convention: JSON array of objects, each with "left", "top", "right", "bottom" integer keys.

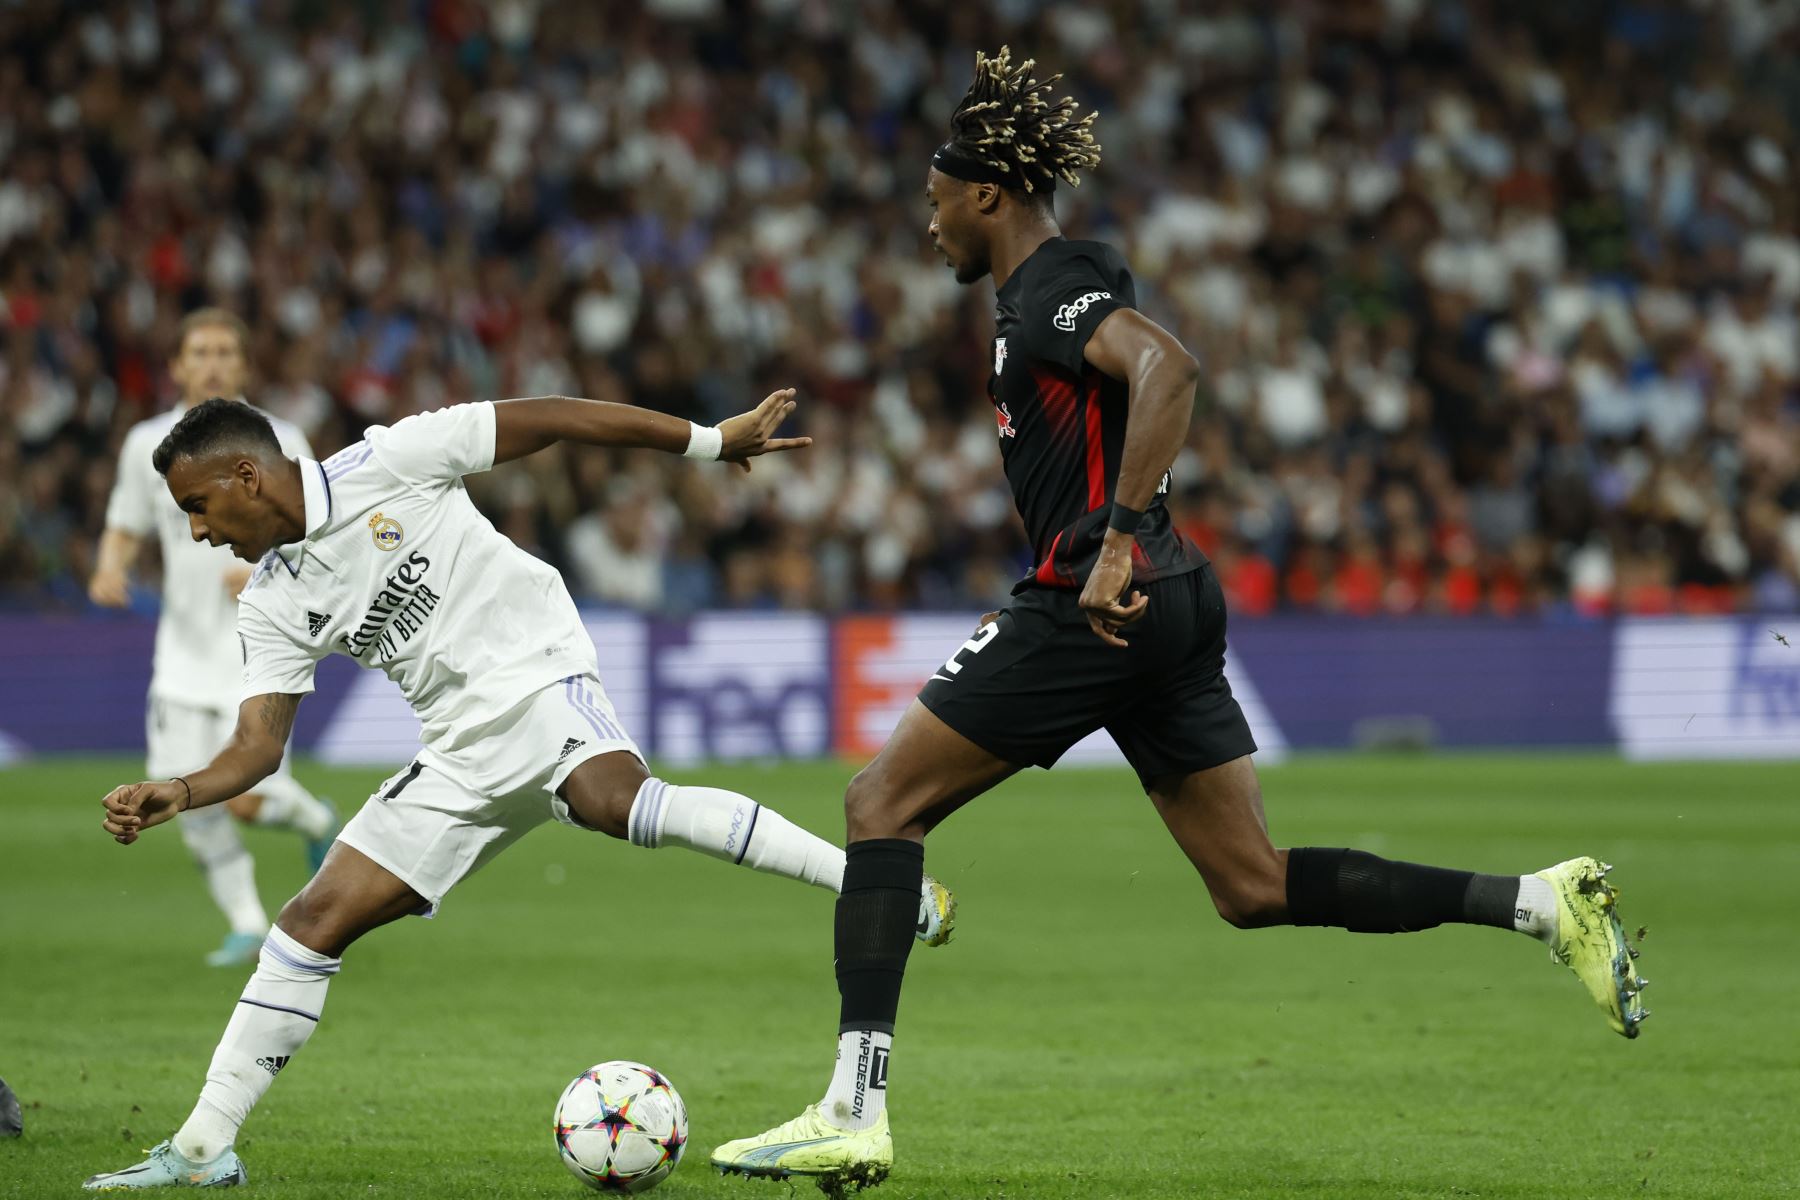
[{"left": 932, "top": 142, "right": 1051, "bottom": 192}]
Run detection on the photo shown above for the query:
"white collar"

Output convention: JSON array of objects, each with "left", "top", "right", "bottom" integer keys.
[{"left": 269, "top": 458, "right": 330, "bottom": 576}]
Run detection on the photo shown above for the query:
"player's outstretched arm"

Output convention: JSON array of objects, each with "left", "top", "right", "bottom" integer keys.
[
  {"left": 100, "top": 692, "right": 300, "bottom": 845},
  {"left": 491, "top": 389, "right": 810, "bottom": 472},
  {"left": 1075, "top": 309, "right": 1202, "bottom": 646}
]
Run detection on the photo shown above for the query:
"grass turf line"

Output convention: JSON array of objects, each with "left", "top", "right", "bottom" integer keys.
[{"left": 1, "top": 754, "right": 1795, "bottom": 1198}]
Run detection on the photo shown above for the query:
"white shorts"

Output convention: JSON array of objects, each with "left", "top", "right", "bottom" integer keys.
[
  {"left": 336, "top": 673, "right": 640, "bottom": 916},
  {"left": 146, "top": 695, "right": 300, "bottom": 785}
]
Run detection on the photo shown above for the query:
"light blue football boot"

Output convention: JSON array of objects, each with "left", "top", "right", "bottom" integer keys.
[
  {"left": 204, "top": 931, "right": 263, "bottom": 969},
  {"left": 82, "top": 1139, "right": 246, "bottom": 1189},
  {"left": 304, "top": 798, "right": 340, "bottom": 875}
]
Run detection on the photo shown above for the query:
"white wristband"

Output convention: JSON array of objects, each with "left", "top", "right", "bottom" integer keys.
[{"left": 683, "top": 422, "right": 723, "bottom": 461}]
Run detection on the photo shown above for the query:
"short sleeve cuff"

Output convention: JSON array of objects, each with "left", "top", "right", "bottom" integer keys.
[
  {"left": 240, "top": 676, "right": 317, "bottom": 705},
  {"left": 103, "top": 507, "right": 155, "bottom": 537},
  {"left": 104, "top": 479, "right": 155, "bottom": 535},
  {"left": 466, "top": 400, "right": 498, "bottom": 472},
  {"left": 1063, "top": 296, "right": 1127, "bottom": 365}
]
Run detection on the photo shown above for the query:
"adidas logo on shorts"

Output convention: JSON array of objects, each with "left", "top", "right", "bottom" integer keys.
[{"left": 559, "top": 738, "right": 587, "bottom": 761}]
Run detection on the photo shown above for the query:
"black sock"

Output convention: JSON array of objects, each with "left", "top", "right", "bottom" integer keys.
[
  {"left": 835, "top": 839, "right": 923, "bottom": 1033},
  {"left": 1285, "top": 847, "right": 1518, "bottom": 933}
]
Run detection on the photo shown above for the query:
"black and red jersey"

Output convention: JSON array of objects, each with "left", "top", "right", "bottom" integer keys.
[{"left": 987, "top": 237, "right": 1208, "bottom": 594}]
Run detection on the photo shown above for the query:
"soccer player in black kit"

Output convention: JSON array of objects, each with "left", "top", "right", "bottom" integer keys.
[{"left": 713, "top": 48, "right": 1648, "bottom": 1190}]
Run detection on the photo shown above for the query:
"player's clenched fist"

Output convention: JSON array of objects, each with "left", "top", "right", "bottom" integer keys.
[
  {"left": 101, "top": 780, "right": 188, "bottom": 844},
  {"left": 1078, "top": 543, "right": 1149, "bottom": 648},
  {"left": 87, "top": 567, "right": 131, "bottom": 608}
]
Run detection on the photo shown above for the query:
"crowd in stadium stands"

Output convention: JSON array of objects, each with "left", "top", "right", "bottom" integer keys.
[{"left": 2, "top": 0, "right": 1798, "bottom": 619}]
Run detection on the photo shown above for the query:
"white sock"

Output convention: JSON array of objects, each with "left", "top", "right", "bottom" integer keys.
[
  {"left": 628, "top": 779, "right": 845, "bottom": 892},
  {"left": 820, "top": 1030, "right": 891, "bottom": 1131},
  {"left": 172, "top": 927, "right": 340, "bottom": 1162},
  {"left": 177, "top": 807, "right": 268, "bottom": 937},
  {"left": 250, "top": 774, "right": 336, "bottom": 839},
  {"left": 1514, "top": 875, "right": 1558, "bottom": 942}
]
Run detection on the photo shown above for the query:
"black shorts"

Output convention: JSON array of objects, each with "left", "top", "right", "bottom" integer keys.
[{"left": 917, "top": 565, "right": 1256, "bottom": 790}]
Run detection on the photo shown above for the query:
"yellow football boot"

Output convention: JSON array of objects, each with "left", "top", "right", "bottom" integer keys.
[
  {"left": 1536, "top": 856, "right": 1649, "bottom": 1037},
  {"left": 712, "top": 1105, "right": 892, "bottom": 1191},
  {"left": 917, "top": 874, "right": 956, "bottom": 947}
]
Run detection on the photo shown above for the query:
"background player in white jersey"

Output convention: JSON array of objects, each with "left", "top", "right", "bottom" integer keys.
[
  {"left": 80, "top": 389, "right": 955, "bottom": 1190},
  {"left": 89, "top": 309, "right": 339, "bottom": 968}
]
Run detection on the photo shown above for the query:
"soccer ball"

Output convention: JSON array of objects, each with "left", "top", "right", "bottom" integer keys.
[{"left": 553, "top": 1061, "right": 688, "bottom": 1193}]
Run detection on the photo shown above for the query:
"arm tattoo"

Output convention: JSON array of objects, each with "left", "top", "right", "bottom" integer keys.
[{"left": 257, "top": 693, "right": 299, "bottom": 739}]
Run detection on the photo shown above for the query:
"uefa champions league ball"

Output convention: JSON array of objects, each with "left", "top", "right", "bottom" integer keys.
[{"left": 553, "top": 1061, "right": 688, "bottom": 1193}]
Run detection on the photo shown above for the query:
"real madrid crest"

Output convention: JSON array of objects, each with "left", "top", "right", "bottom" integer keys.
[{"left": 368, "top": 512, "right": 404, "bottom": 551}]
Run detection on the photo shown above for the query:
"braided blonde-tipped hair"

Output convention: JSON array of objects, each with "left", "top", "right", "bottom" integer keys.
[{"left": 947, "top": 45, "right": 1102, "bottom": 195}]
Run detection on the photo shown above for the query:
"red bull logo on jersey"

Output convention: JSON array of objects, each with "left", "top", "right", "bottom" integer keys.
[
  {"left": 368, "top": 512, "right": 404, "bottom": 551},
  {"left": 995, "top": 402, "right": 1017, "bottom": 439}
]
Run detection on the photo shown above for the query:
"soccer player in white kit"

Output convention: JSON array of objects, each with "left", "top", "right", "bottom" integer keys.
[
  {"left": 81, "top": 388, "right": 955, "bottom": 1190},
  {"left": 90, "top": 309, "right": 340, "bottom": 967}
]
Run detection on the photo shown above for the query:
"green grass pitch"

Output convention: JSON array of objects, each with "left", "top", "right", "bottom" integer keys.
[{"left": 2, "top": 753, "right": 1796, "bottom": 1199}]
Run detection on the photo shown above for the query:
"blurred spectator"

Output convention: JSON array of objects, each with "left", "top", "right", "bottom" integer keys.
[{"left": 0, "top": 0, "right": 1797, "bottom": 619}]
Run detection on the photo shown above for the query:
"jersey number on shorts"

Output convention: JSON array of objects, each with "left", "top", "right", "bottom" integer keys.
[{"left": 935, "top": 620, "right": 1001, "bottom": 681}]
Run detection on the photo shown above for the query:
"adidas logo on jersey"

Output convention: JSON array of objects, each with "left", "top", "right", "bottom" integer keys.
[
  {"left": 306, "top": 611, "right": 332, "bottom": 637},
  {"left": 255, "top": 1055, "right": 290, "bottom": 1077},
  {"left": 559, "top": 738, "right": 587, "bottom": 760}
]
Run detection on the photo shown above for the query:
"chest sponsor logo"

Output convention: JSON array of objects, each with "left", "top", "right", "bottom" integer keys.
[
  {"left": 994, "top": 401, "right": 1017, "bottom": 440},
  {"left": 993, "top": 336, "right": 1008, "bottom": 375},
  {"left": 368, "top": 512, "right": 404, "bottom": 551},
  {"left": 1053, "top": 290, "right": 1111, "bottom": 332},
  {"left": 339, "top": 550, "right": 440, "bottom": 664}
]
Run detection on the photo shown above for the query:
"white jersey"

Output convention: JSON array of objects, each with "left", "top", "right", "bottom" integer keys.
[
  {"left": 237, "top": 401, "right": 597, "bottom": 757},
  {"left": 106, "top": 403, "right": 314, "bottom": 710}
]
